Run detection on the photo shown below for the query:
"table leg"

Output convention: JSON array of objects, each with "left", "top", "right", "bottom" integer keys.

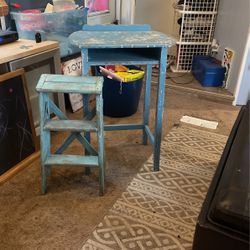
[
  {"left": 153, "top": 47, "right": 168, "bottom": 171},
  {"left": 143, "top": 64, "right": 152, "bottom": 145}
]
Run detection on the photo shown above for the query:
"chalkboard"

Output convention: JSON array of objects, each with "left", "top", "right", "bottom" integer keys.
[{"left": 0, "top": 69, "right": 37, "bottom": 176}]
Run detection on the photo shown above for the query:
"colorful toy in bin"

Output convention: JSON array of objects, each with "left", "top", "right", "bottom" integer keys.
[
  {"left": 99, "top": 64, "right": 145, "bottom": 82},
  {"left": 116, "top": 70, "right": 145, "bottom": 82}
]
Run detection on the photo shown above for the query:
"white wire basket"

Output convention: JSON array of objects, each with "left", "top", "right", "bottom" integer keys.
[
  {"left": 179, "top": 13, "right": 216, "bottom": 43},
  {"left": 180, "top": 0, "right": 218, "bottom": 12},
  {"left": 172, "top": 0, "right": 219, "bottom": 72},
  {"left": 171, "top": 44, "right": 212, "bottom": 72}
]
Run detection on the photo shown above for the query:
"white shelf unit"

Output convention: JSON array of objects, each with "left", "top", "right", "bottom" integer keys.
[{"left": 172, "top": 0, "right": 219, "bottom": 72}]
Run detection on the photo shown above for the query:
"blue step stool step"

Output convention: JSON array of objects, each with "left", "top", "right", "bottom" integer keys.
[
  {"left": 45, "top": 155, "right": 99, "bottom": 167},
  {"left": 192, "top": 55, "right": 226, "bottom": 87}
]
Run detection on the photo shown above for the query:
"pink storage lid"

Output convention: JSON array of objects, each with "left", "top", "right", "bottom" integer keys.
[{"left": 21, "top": 9, "right": 41, "bottom": 14}]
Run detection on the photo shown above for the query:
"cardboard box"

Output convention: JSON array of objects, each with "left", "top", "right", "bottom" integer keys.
[{"left": 0, "top": 0, "right": 8, "bottom": 16}]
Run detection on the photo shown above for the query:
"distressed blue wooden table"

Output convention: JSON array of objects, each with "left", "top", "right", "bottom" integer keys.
[{"left": 69, "top": 25, "right": 176, "bottom": 171}]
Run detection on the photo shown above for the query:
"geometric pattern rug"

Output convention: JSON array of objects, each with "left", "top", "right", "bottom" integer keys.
[{"left": 82, "top": 125, "right": 227, "bottom": 250}]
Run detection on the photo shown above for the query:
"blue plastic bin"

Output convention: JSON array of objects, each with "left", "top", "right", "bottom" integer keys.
[
  {"left": 96, "top": 66, "right": 144, "bottom": 117},
  {"left": 192, "top": 55, "right": 226, "bottom": 87}
]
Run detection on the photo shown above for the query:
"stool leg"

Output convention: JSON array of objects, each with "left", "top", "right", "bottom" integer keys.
[
  {"left": 96, "top": 94, "right": 105, "bottom": 196},
  {"left": 82, "top": 53, "right": 91, "bottom": 176},
  {"left": 143, "top": 64, "right": 152, "bottom": 145},
  {"left": 39, "top": 93, "right": 51, "bottom": 194},
  {"left": 83, "top": 94, "right": 91, "bottom": 176},
  {"left": 41, "top": 164, "right": 48, "bottom": 194}
]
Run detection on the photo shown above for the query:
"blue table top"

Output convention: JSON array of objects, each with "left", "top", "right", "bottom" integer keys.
[{"left": 69, "top": 30, "right": 176, "bottom": 49}]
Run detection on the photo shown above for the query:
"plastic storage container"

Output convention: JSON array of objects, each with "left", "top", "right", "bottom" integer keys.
[
  {"left": 96, "top": 66, "right": 144, "bottom": 117},
  {"left": 192, "top": 55, "right": 226, "bottom": 87},
  {"left": 11, "top": 8, "right": 88, "bottom": 58},
  {"left": 53, "top": 0, "right": 76, "bottom": 12}
]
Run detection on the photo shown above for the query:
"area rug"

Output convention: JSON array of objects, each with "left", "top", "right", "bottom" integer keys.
[{"left": 82, "top": 125, "right": 227, "bottom": 250}]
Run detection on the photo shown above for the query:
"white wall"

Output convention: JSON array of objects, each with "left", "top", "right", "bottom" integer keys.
[
  {"left": 234, "top": 31, "right": 250, "bottom": 105},
  {"left": 133, "top": 0, "right": 177, "bottom": 56},
  {"left": 214, "top": 0, "right": 250, "bottom": 95},
  {"left": 118, "top": 0, "right": 136, "bottom": 24},
  {"left": 134, "top": 0, "right": 177, "bottom": 36}
]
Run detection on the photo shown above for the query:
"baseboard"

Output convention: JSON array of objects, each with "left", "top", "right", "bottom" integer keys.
[{"left": 0, "top": 151, "right": 40, "bottom": 185}]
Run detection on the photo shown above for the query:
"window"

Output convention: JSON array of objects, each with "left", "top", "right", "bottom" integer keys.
[
  {"left": 85, "top": 0, "right": 109, "bottom": 15},
  {"left": 84, "top": 0, "right": 116, "bottom": 24}
]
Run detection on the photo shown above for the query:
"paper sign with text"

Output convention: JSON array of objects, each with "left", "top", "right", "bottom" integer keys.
[{"left": 61, "top": 56, "right": 83, "bottom": 112}]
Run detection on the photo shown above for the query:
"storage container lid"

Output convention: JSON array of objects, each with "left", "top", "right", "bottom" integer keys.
[{"left": 200, "top": 60, "right": 225, "bottom": 72}]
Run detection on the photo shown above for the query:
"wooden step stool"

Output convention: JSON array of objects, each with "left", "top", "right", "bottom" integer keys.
[{"left": 36, "top": 74, "right": 105, "bottom": 195}]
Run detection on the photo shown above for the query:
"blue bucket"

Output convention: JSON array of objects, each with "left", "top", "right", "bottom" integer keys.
[{"left": 96, "top": 66, "right": 144, "bottom": 117}]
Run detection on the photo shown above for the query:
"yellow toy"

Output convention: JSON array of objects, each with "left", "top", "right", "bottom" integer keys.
[
  {"left": 116, "top": 69, "right": 144, "bottom": 82},
  {"left": 100, "top": 65, "right": 144, "bottom": 82}
]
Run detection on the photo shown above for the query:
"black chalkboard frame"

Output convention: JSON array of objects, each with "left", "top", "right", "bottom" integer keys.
[{"left": 0, "top": 69, "right": 39, "bottom": 183}]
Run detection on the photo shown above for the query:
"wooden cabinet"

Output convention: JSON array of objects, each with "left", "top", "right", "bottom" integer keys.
[{"left": 0, "top": 39, "right": 65, "bottom": 133}]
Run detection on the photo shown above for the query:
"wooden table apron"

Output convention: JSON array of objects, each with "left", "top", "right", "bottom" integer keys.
[{"left": 69, "top": 30, "right": 176, "bottom": 171}]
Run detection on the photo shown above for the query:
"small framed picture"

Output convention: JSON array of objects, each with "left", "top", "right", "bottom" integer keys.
[{"left": 222, "top": 47, "right": 235, "bottom": 88}]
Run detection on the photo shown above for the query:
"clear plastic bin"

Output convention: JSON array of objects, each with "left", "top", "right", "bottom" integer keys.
[
  {"left": 11, "top": 8, "right": 88, "bottom": 58},
  {"left": 53, "top": 0, "right": 77, "bottom": 12}
]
